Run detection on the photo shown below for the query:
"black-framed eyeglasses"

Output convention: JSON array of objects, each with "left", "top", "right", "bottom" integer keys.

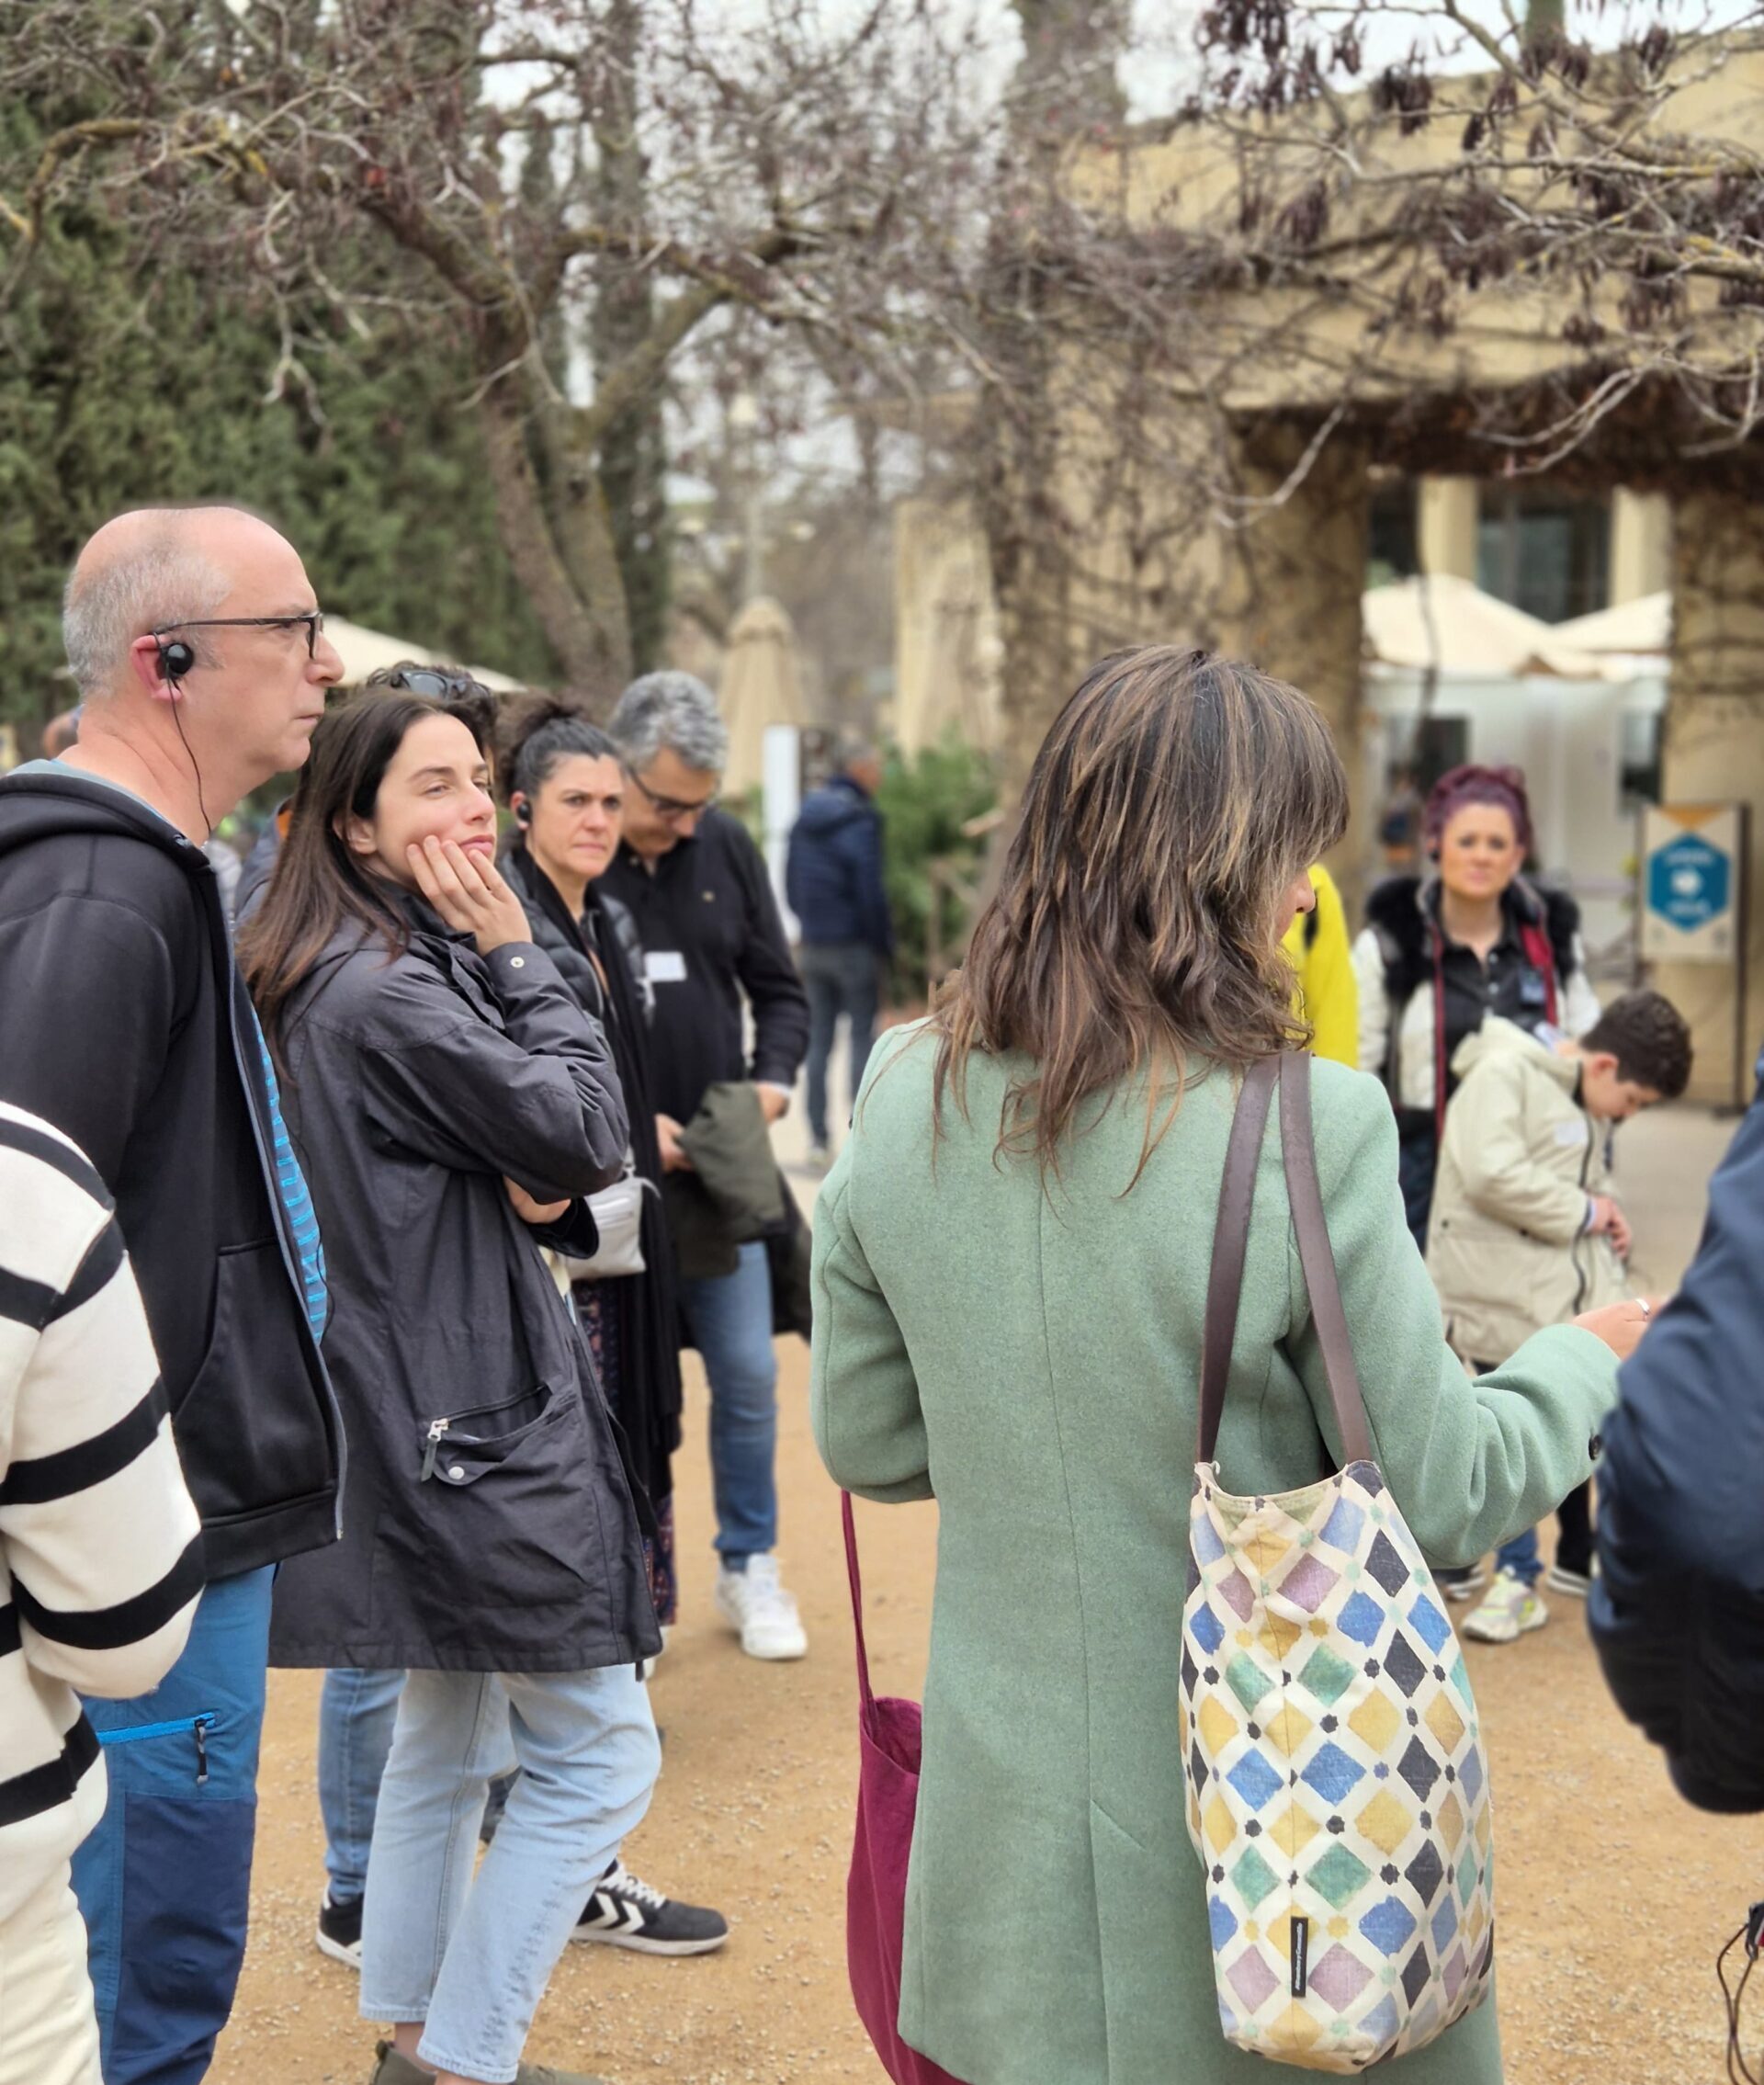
[
  {"left": 153, "top": 611, "right": 325, "bottom": 658},
  {"left": 630, "top": 771, "right": 719, "bottom": 822}
]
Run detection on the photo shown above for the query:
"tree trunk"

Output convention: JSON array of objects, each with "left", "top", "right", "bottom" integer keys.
[
  {"left": 592, "top": 0, "right": 672, "bottom": 676},
  {"left": 478, "top": 365, "right": 623, "bottom": 688},
  {"left": 1657, "top": 484, "right": 1764, "bottom": 1104},
  {"left": 1216, "top": 420, "right": 1374, "bottom": 914}
]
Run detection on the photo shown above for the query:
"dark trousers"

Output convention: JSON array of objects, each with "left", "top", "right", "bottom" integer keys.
[{"left": 801, "top": 941, "right": 880, "bottom": 1147}]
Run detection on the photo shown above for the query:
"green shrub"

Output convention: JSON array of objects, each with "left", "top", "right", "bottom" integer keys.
[{"left": 876, "top": 735, "right": 1000, "bottom": 1003}]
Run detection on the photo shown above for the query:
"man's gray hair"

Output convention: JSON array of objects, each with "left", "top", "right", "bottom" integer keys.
[
  {"left": 610, "top": 671, "right": 729, "bottom": 777},
  {"left": 62, "top": 528, "right": 230, "bottom": 697}
]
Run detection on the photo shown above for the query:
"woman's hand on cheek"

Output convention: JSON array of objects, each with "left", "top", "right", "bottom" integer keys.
[{"left": 408, "top": 836, "right": 534, "bottom": 957}]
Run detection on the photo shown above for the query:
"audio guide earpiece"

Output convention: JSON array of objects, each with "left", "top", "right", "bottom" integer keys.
[
  {"left": 514, "top": 801, "right": 531, "bottom": 827},
  {"left": 157, "top": 638, "right": 197, "bottom": 685}
]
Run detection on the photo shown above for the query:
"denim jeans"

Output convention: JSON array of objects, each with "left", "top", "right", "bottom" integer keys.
[
  {"left": 1496, "top": 1480, "right": 1593, "bottom": 1589},
  {"left": 73, "top": 1567, "right": 273, "bottom": 2085},
  {"left": 801, "top": 941, "right": 880, "bottom": 1148},
  {"left": 319, "top": 1668, "right": 404, "bottom": 1906},
  {"left": 678, "top": 1240, "right": 778, "bottom": 1568},
  {"left": 359, "top": 1664, "right": 658, "bottom": 2085}
]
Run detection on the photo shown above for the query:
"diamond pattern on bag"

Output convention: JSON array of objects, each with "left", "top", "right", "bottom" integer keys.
[{"left": 1183, "top": 1465, "right": 1495, "bottom": 2070}]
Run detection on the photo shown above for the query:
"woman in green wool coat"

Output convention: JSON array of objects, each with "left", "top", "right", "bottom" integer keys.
[{"left": 809, "top": 648, "right": 1646, "bottom": 2085}]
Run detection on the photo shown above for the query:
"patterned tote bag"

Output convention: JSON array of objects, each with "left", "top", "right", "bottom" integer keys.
[{"left": 1181, "top": 1052, "right": 1495, "bottom": 2071}]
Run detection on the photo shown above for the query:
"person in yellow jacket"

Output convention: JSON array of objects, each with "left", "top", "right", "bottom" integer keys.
[{"left": 1283, "top": 863, "right": 1357, "bottom": 1067}]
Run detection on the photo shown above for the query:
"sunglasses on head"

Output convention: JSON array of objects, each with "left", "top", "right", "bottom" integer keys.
[{"left": 381, "top": 665, "right": 489, "bottom": 701}]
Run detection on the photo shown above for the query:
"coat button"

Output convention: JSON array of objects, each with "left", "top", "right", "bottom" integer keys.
[
  {"left": 509, "top": 956, "right": 525, "bottom": 969},
  {"left": 448, "top": 1464, "right": 467, "bottom": 1481}
]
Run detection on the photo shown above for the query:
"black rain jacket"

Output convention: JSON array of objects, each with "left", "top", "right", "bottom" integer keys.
[{"left": 266, "top": 899, "right": 660, "bottom": 1672}]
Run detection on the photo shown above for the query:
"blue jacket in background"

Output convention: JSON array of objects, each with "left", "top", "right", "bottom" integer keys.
[
  {"left": 786, "top": 773, "right": 893, "bottom": 956},
  {"left": 1589, "top": 1070, "right": 1764, "bottom": 1813}
]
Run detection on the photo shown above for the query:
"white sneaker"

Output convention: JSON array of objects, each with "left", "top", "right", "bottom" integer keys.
[
  {"left": 1462, "top": 1569, "right": 1548, "bottom": 1645},
  {"left": 714, "top": 1556, "right": 808, "bottom": 1660}
]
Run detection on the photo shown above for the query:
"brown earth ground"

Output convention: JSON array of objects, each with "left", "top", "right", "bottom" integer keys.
[{"left": 213, "top": 1102, "right": 1754, "bottom": 2085}]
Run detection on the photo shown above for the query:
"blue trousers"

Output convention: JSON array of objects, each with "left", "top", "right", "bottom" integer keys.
[
  {"left": 801, "top": 941, "right": 880, "bottom": 1148},
  {"left": 678, "top": 1241, "right": 779, "bottom": 1567},
  {"left": 319, "top": 1666, "right": 404, "bottom": 1905},
  {"left": 73, "top": 1567, "right": 273, "bottom": 2085}
]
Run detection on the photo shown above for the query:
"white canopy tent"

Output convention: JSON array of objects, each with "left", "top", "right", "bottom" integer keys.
[
  {"left": 1362, "top": 572, "right": 1619, "bottom": 682},
  {"left": 323, "top": 616, "right": 525, "bottom": 694},
  {"left": 1552, "top": 591, "right": 1671, "bottom": 660}
]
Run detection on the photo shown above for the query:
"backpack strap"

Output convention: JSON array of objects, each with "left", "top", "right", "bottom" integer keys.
[
  {"left": 1198, "top": 1058, "right": 1281, "bottom": 1464},
  {"left": 1278, "top": 1051, "right": 1374, "bottom": 1469}
]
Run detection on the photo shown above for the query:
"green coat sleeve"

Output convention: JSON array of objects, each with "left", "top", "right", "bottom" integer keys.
[
  {"left": 1288, "top": 1065, "right": 1617, "bottom": 1566},
  {"left": 810, "top": 1160, "right": 934, "bottom": 1503}
]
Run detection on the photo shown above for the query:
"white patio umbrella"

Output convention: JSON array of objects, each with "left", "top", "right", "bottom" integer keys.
[
  {"left": 719, "top": 596, "right": 808, "bottom": 794},
  {"left": 323, "top": 616, "right": 526, "bottom": 694},
  {"left": 1363, "top": 573, "right": 1617, "bottom": 680}
]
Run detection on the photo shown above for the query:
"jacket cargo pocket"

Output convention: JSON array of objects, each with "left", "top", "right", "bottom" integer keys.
[{"left": 390, "top": 1383, "right": 596, "bottom": 1610}]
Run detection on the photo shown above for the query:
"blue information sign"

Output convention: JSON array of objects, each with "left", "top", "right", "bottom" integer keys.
[{"left": 1646, "top": 832, "right": 1732, "bottom": 933}]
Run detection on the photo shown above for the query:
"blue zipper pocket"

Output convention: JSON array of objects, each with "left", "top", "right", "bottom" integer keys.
[{"left": 96, "top": 1712, "right": 219, "bottom": 1785}]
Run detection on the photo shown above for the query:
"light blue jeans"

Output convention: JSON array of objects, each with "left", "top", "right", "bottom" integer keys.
[
  {"left": 358, "top": 1665, "right": 659, "bottom": 2084},
  {"left": 678, "top": 1240, "right": 779, "bottom": 1569},
  {"left": 318, "top": 1667, "right": 404, "bottom": 1906}
]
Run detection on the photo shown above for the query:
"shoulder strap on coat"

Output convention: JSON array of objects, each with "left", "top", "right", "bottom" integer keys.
[{"left": 1198, "top": 1059, "right": 1280, "bottom": 1463}]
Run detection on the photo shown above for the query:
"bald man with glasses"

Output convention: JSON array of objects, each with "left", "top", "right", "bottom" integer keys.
[{"left": 0, "top": 505, "right": 345, "bottom": 2084}]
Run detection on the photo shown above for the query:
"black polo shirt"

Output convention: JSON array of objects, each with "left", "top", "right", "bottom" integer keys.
[{"left": 599, "top": 809, "right": 810, "bottom": 1125}]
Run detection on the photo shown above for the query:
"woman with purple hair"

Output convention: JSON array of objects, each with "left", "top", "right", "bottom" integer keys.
[{"left": 1352, "top": 763, "right": 1600, "bottom": 1247}]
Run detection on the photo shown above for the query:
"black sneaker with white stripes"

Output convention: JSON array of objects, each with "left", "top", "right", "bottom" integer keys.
[
  {"left": 315, "top": 1888, "right": 363, "bottom": 1968},
  {"left": 571, "top": 1862, "right": 729, "bottom": 1956}
]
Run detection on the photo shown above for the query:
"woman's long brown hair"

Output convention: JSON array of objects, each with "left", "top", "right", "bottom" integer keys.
[
  {"left": 932, "top": 646, "right": 1348, "bottom": 1185},
  {"left": 238, "top": 687, "right": 493, "bottom": 1061}
]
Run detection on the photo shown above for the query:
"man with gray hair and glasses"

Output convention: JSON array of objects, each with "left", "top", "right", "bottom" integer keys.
[
  {"left": 0, "top": 505, "right": 345, "bottom": 2083},
  {"left": 602, "top": 671, "right": 812, "bottom": 1661}
]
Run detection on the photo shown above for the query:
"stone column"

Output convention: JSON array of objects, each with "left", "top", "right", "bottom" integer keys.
[
  {"left": 1657, "top": 484, "right": 1764, "bottom": 1104},
  {"left": 1417, "top": 478, "right": 1480, "bottom": 583},
  {"left": 1610, "top": 491, "right": 1670, "bottom": 607}
]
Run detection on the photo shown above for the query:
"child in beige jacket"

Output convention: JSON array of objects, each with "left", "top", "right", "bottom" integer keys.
[{"left": 1426, "top": 991, "right": 1691, "bottom": 1642}]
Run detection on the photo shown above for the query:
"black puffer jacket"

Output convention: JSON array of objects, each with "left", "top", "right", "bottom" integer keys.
[
  {"left": 266, "top": 899, "right": 660, "bottom": 1672},
  {"left": 1591, "top": 1070, "right": 1764, "bottom": 1812}
]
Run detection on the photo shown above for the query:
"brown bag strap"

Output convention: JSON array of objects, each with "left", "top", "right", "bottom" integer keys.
[
  {"left": 1198, "top": 1058, "right": 1280, "bottom": 1463},
  {"left": 1278, "top": 1049, "right": 1374, "bottom": 1468}
]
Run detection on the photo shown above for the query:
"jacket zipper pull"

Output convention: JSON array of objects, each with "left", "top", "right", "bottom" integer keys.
[
  {"left": 193, "top": 1716, "right": 210, "bottom": 1786},
  {"left": 421, "top": 1418, "right": 450, "bottom": 1482}
]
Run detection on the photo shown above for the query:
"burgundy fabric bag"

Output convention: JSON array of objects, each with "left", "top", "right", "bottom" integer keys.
[{"left": 842, "top": 1491, "right": 966, "bottom": 2085}]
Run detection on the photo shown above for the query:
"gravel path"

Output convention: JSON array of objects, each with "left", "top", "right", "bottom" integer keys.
[{"left": 211, "top": 1102, "right": 1750, "bottom": 2085}]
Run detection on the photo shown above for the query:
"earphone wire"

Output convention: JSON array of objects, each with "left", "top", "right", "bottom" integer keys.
[{"left": 167, "top": 669, "right": 214, "bottom": 843}]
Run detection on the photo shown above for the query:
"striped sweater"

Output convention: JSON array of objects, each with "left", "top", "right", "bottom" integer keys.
[{"left": 0, "top": 1102, "right": 202, "bottom": 1923}]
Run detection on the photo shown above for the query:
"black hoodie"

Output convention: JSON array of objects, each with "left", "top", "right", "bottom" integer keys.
[{"left": 0, "top": 769, "right": 342, "bottom": 1578}]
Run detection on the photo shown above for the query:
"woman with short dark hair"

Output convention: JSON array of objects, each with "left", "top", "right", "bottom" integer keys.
[{"left": 811, "top": 648, "right": 1645, "bottom": 2085}]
